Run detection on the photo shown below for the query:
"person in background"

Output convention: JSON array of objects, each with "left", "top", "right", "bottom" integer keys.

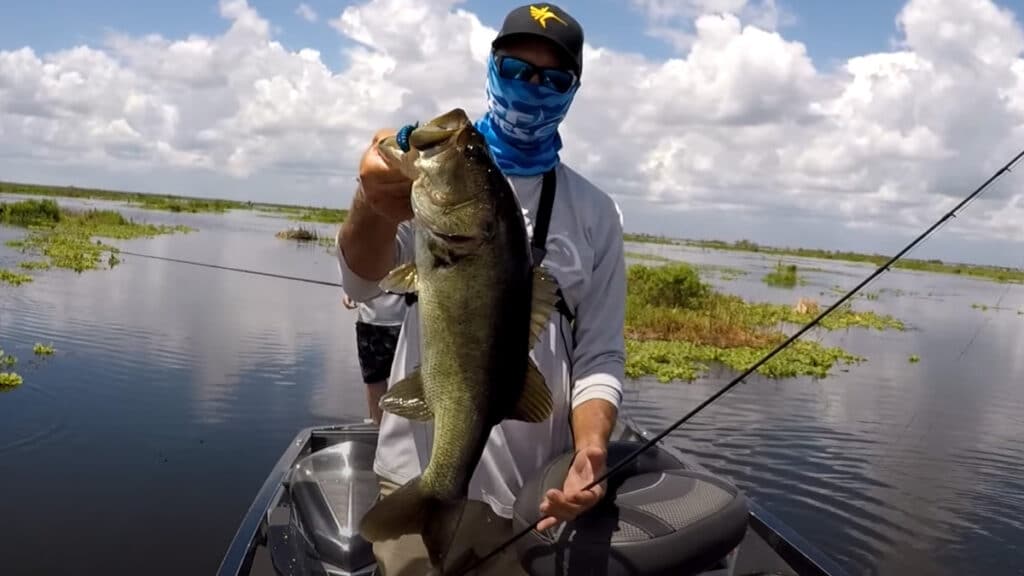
[
  {"left": 336, "top": 3, "right": 626, "bottom": 573},
  {"left": 342, "top": 291, "right": 406, "bottom": 426}
]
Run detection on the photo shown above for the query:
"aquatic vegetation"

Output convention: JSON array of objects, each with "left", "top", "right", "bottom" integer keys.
[
  {"left": 18, "top": 260, "right": 51, "bottom": 270},
  {"left": 1, "top": 198, "right": 62, "bottom": 226},
  {"left": 626, "top": 339, "right": 863, "bottom": 382},
  {"left": 1, "top": 180, "right": 348, "bottom": 221},
  {"left": 1, "top": 269, "right": 33, "bottom": 286},
  {"left": 681, "top": 237, "right": 1024, "bottom": 285},
  {"left": 2, "top": 200, "right": 192, "bottom": 273},
  {"left": 624, "top": 232, "right": 679, "bottom": 245},
  {"left": 0, "top": 348, "right": 19, "bottom": 387},
  {"left": 266, "top": 206, "right": 350, "bottom": 222},
  {"left": 697, "top": 264, "right": 748, "bottom": 281},
  {"left": 762, "top": 261, "right": 804, "bottom": 288},
  {"left": 627, "top": 262, "right": 710, "bottom": 308},
  {"left": 33, "top": 343, "right": 55, "bottom": 356},
  {"left": 625, "top": 251, "right": 673, "bottom": 263},
  {"left": 275, "top": 226, "right": 321, "bottom": 241},
  {"left": 129, "top": 196, "right": 236, "bottom": 213},
  {"left": 624, "top": 262, "right": 904, "bottom": 382}
]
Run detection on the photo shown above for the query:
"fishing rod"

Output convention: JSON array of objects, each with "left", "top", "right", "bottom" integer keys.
[
  {"left": 114, "top": 250, "right": 344, "bottom": 288},
  {"left": 455, "top": 148, "right": 1024, "bottom": 575}
]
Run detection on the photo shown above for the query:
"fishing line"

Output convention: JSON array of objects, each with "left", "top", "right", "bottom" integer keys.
[
  {"left": 956, "top": 250, "right": 1024, "bottom": 362},
  {"left": 456, "top": 148, "right": 1024, "bottom": 576},
  {"left": 114, "top": 250, "right": 345, "bottom": 288}
]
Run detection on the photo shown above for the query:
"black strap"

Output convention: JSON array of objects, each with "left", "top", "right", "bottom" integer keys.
[
  {"left": 531, "top": 168, "right": 557, "bottom": 266},
  {"left": 401, "top": 168, "right": 573, "bottom": 323}
]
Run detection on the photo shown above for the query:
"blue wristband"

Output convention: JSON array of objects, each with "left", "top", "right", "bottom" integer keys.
[{"left": 396, "top": 123, "right": 418, "bottom": 153}]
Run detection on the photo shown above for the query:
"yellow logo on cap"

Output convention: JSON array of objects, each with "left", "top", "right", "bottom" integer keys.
[{"left": 530, "top": 5, "right": 567, "bottom": 28}]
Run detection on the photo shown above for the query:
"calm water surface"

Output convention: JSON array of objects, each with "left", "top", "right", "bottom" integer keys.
[{"left": 1, "top": 198, "right": 1022, "bottom": 575}]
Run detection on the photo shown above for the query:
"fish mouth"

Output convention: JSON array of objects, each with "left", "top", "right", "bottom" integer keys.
[{"left": 408, "top": 108, "right": 475, "bottom": 154}]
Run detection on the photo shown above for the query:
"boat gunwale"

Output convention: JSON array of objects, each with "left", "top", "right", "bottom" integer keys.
[{"left": 217, "top": 416, "right": 850, "bottom": 576}]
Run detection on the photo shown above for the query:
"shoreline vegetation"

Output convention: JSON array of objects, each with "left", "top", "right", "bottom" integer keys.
[
  {"left": 0, "top": 181, "right": 348, "bottom": 224},
  {"left": 1, "top": 198, "right": 192, "bottom": 277},
  {"left": 2, "top": 183, "right": 910, "bottom": 385},
  {"left": 624, "top": 233, "right": 1024, "bottom": 285},
  {"left": 624, "top": 262, "right": 904, "bottom": 382}
]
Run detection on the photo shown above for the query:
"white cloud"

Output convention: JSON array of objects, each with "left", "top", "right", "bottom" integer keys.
[
  {"left": 0, "top": 0, "right": 1022, "bottom": 261},
  {"left": 295, "top": 3, "right": 318, "bottom": 22}
]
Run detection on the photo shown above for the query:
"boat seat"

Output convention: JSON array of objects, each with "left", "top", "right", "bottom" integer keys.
[
  {"left": 286, "top": 438, "right": 380, "bottom": 574},
  {"left": 513, "top": 440, "right": 750, "bottom": 576}
]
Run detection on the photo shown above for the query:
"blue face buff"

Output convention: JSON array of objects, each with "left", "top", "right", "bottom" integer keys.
[{"left": 474, "top": 53, "right": 579, "bottom": 177}]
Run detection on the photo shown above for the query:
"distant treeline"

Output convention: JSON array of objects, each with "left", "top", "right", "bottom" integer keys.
[
  {"left": 623, "top": 234, "right": 1024, "bottom": 284},
  {"left": 0, "top": 181, "right": 347, "bottom": 224}
]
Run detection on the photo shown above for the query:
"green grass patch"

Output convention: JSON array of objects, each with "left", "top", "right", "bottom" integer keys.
[
  {"left": 275, "top": 225, "right": 322, "bottom": 242},
  {"left": 1, "top": 269, "right": 33, "bottom": 286},
  {"left": 625, "top": 251, "right": 673, "bottom": 263},
  {"left": 624, "top": 232, "right": 679, "bottom": 245},
  {"left": 624, "top": 262, "right": 903, "bottom": 382},
  {"left": 128, "top": 195, "right": 237, "bottom": 213},
  {"left": 1, "top": 180, "right": 349, "bottom": 222},
  {"left": 0, "top": 347, "right": 20, "bottom": 388},
  {"left": 2, "top": 199, "right": 192, "bottom": 273},
  {"left": 258, "top": 206, "right": 349, "bottom": 223},
  {"left": 762, "top": 260, "right": 804, "bottom": 288},
  {"left": 682, "top": 238, "right": 1024, "bottom": 285},
  {"left": 18, "top": 260, "right": 51, "bottom": 271},
  {"left": 33, "top": 343, "right": 55, "bottom": 356}
]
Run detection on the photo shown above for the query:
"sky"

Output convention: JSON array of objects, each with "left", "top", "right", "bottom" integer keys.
[{"left": 2, "top": 0, "right": 1024, "bottom": 266}]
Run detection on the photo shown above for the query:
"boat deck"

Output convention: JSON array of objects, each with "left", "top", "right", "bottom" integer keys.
[{"left": 221, "top": 416, "right": 847, "bottom": 576}]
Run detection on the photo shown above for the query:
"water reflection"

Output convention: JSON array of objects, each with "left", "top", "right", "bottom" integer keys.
[{"left": 625, "top": 242, "right": 1024, "bottom": 575}]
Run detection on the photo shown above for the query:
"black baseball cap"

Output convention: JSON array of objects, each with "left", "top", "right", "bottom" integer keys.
[{"left": 491, "top": 3, "right": 584, "bottom": 74}]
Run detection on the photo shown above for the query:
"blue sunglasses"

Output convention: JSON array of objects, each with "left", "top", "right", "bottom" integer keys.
[{"left": 495, "top": 54, "right": 578, "bottom": 93}]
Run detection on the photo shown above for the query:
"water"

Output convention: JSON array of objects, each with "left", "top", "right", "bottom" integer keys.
[{"left": 2, "top": 199, "right": 1023, "bottom": 575}]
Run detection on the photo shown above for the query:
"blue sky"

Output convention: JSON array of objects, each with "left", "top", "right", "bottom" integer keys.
[
  {"left": 3, "top": 0, "right": 1024, "bottom": 265},
  {"left": 0, "top": 0, "right": 958, "bottom": 70}
]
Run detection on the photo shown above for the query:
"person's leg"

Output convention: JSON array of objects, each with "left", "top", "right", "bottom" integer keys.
[
  {"left": 365, "top": 380, "right": 386, "bottom": 425},
  {"left": 354, "top": 321, "right": 400, "bottom": 425}
]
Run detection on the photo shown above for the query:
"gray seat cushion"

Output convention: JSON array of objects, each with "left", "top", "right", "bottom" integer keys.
[{"left": 513, "top": 440, "right": 750, "bottom": 576}]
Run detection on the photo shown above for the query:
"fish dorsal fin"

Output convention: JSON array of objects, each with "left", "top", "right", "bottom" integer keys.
[
  {"left": 508, "top": 357, "right": 553, "bottom": 423},
  {"left": 379, "top": 369, "right": 433, "bottom": 421},
  {"left": 380, "top": 261, "right": 418, "bottom": 295},
  {"left": 529, "top": 266, "right": 560, "bottom": 346}
]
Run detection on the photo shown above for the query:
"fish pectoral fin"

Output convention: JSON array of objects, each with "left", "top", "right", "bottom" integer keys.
[
  {"left": 529, "top": 266, "right": 561, "bottom": 346},
  {"left": 380, "top": 369, "right": 433, "bottom": 421},
  {"left": 508, "top": 357, "right": 553, "bottom": 423},
  {"left": 380, "top": 261, "right": 419, "bottom": 295}
]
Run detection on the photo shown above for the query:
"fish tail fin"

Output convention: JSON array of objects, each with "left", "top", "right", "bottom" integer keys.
[
  {"left": 360, "top": 478, "right": 482, "bottom": 573},
  {"left": 359, "top": 476, "right": 429, "bottom": 542},
  {"left": 423, "top": 499, "right": 477, "bottom": 573}
]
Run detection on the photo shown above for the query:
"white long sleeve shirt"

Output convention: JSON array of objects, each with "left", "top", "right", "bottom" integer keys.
[{"left": 335, "top": 162, "right": 626, "bottom": 519}]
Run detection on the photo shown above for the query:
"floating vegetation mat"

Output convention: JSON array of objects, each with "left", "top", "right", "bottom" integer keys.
[
  {"left": 0, "top": 348, "right": 20, "bottom": 388},
  {"left": 624, "top": 262, "right": 904, "bottom": 383},
  {"left": 2, "top": 199, "right": 192, "bottom": 274}
]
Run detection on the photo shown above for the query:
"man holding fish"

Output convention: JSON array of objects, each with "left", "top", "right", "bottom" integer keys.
[{"left": 335, "top": 3, "right": 626, "bottom": 574}]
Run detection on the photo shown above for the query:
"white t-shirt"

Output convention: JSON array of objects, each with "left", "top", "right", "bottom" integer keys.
[
  {"left": 336, "top": 162, "right": 626, "bottom": 519},
  {"left": 354, "top": 292, "right": 406, "bottom": 326}
]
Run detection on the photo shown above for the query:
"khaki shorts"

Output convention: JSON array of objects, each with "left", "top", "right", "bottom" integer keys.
[{"left": 371, "top": 477, "right": 529, "bottom": 576}]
